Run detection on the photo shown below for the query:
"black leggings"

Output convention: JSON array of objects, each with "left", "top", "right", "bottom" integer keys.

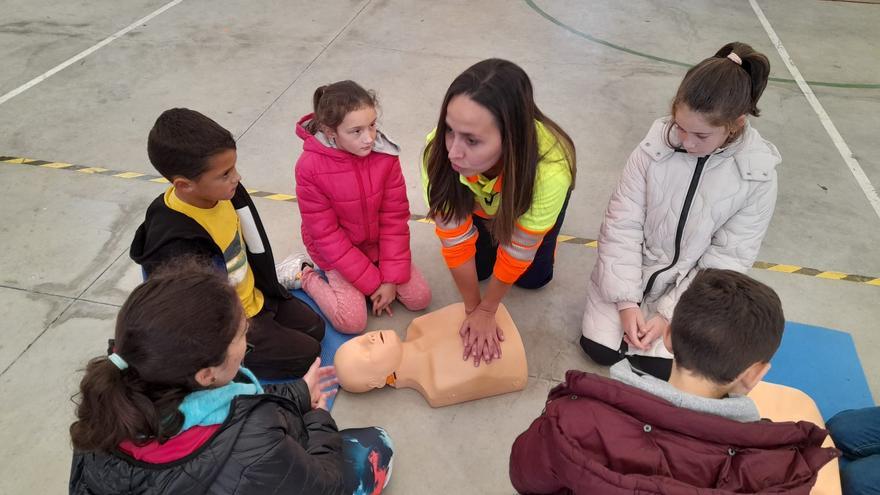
[
  {"left": 579, "top": 336, "right": 673, "bottom": 381},
  {"left": 473, "top": 192, "right": 571, "bottom": 289}
]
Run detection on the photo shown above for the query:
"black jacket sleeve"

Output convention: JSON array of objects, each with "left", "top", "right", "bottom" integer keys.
[
  {"left": 232, "top": 399, "right": 345, "bottom": 495},
  {"left": 262, "top": 381, "right": 341, "bottom": 458},
  {"left": 262, "top": 380, "right": 312, "bottom": 414}
]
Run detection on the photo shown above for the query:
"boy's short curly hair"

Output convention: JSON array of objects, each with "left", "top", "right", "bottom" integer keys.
[
  {"left": 671, "top": 269, "right": 784, "bottom": 384},
  {"left": 147, "top": 108, "right": 236, "bottom": 180}
]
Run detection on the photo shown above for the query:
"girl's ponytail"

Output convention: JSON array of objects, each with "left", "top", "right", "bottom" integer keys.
[
  {"left": 714, "top": 42, "right": 770, "bottom": 117},
  {"left": 70, "top": 357, "right": 163, "bottom": 452},
  {"left": 70, "top": 259, "right": 241, "bottom": 453},
  {"left": 307, "top": 85, "right": 330, "bottom": 134},
  {"left": 669, "top": 41, "right": 771, "bottom": 143}
]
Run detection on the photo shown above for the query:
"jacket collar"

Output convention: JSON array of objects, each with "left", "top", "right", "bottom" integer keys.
[
  {"left": 610, "top": 361, "right": 760, "bottom": 422},
  {"left": 463, "top": 173, "right": 503, "bottom": 193},
  {"left": 178, "top": 367, "right": 263, "bottom": 432},
  {"left": 555, "top": 370, "right": 830, "bottom": 449},
  {"left": 640, "top": 117, "right": 781, "bottom": 181},
  {"left": 296, "top": 113, "right": 400, "bottom": 158}
]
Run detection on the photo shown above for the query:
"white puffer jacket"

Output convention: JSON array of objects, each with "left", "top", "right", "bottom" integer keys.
[{"left": 582, "top": 117, "right": 780, "bottom": 353}]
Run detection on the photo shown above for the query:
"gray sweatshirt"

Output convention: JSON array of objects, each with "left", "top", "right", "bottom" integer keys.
[{"left": 610, "top": 360, "right": 761, "bottom": 423}]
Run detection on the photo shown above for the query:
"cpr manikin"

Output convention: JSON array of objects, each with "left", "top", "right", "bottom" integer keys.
[
  {"left": 334, "top": 303, "right": 527, "bottom": 407},
  {"left": 749, "top": 382, "right": 841, "bottom": 495}
]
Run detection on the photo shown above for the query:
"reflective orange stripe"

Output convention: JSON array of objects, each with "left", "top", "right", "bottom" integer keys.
[
  {"left": 492, "top": 177, "right": 503, "bottom": 193},
  {"left": 434, "top": 217, "right": 473, "bottom": 239},
  {"left": 434, "top": 217, "right": 477, "bottom": 268},
  {"left": 493, "top": 247, "right": 532, "bottom": 284},
  {"left": 516, "top": 221, "right": 552, "bottom": 236},
  {"left": 441, "top": 235, "right": 477, "bottom": 268},
  {"left": 473, "top": 208, "right": 491, "bottom": 219}
]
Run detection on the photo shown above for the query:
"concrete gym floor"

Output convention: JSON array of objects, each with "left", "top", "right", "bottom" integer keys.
[{"left": 1, "top": 0, "right": 878, "bottom": 492}]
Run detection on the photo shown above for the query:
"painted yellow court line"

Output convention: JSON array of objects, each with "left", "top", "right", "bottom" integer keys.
[{"left": 3, "top": 155, "right": 878, "bottom": 287}]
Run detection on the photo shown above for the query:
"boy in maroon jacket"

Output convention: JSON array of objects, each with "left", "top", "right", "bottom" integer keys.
[{"left": 509, "top": 269, "right": 838, "bottom": 494}]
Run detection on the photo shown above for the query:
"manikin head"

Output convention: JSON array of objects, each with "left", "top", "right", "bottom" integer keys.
[{"left": 335, "top": 331, "right": 403, "bottom": 393}]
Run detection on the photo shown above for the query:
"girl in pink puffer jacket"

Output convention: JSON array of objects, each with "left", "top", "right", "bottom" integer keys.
[{"left": 289, "top": 80, "right": 431, "bottom": 333}]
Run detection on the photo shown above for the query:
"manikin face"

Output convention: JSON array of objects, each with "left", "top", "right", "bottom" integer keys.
[
  {"left": 325, "top": 106, "right": 378, "bottom": 157},
  {"left": 334, "top": 331, "right": 403, "bottom": 393},
  {"left": 444, "top": 94, "right": 503, "bottom": 177},
  {"left": 672, "top": 104, "right": 732, "bottom": 157}
]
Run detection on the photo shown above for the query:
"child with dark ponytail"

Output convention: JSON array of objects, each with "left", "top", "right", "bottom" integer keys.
[
  {"left": 70, "top": 260, "right": 393, "bottom": 494},
  {"left": 581, "top": 42, "right": 780, "bottom": 379}
]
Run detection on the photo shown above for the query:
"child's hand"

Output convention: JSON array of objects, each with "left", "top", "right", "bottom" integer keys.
[
  {"left": 302, "top": 358, "right": 339, "bottom": 410},
  {"left": 370, "top": 283, "right": 397, "bottom": 317},
  {"left": 619, "top": 307, "right": 648, "bottom": 350},
  {"left": 314, "top": 387, "right": 338, "bottom": 411},
  {"left": 640, "top": 315, "right": 669, "bottom": 349}
]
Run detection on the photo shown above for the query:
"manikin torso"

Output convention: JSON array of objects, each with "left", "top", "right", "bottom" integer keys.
[
  {"left": 748, "top": 382, "right": 841, "bottom": 495},
  {"left": 335, "top": 303, "right": 528, "bottom": 407}
]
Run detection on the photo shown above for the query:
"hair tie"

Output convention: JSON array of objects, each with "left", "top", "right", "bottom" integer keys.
[
  {"left": 727, "top": 52, "right": 742, "bottom": 66},
  {"left": 108, "top": 353, "right": 129, "bottom": 370}
]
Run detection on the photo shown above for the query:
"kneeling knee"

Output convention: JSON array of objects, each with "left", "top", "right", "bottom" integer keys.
[{"left": 579, "top": 336, "right": 623, "bottom": 366}]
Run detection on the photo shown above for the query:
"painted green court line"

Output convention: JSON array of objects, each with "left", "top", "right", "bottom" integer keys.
[{"left": 524, "top": 0, "right": 880, "bottom": 90}]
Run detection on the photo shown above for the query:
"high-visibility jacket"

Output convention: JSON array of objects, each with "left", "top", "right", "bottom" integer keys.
[{"left": 422, "top": 120, "right": 572, "bottom": 283}]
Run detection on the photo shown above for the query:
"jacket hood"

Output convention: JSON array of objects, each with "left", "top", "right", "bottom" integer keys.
[
  {"left": 558, "top": 370, "right": 831, "bottom": 451},
  {"left": 639, "top": 116, "right": 781, "bottom": 181},
  {"left": 296, "top": 113, "right": 400, "bottom": 160},
  {"left": 609, "top": 360, "right": 760, "bottom": 422},
  {"left": 129, "top": 192, "right": 215, "bottom": 264}
]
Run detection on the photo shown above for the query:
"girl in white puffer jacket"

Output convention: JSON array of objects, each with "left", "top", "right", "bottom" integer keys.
[{"left": 581, "top": 42, "right": 780, "bottom": 379}]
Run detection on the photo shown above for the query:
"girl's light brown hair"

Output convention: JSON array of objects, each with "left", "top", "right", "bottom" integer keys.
[
  {"left": 667, "top": 42, "right": 771, "bottom": 147},
  {"left": 425, "top": 59, "right": 576, "bottom": 245},
  {"left": 306, "top": 80, "right": 377, "bottom": 135}
]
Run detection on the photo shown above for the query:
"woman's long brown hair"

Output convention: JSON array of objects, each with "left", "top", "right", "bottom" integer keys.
[{"left": 425, "top": 59, "right": 575, "bottom": 245}]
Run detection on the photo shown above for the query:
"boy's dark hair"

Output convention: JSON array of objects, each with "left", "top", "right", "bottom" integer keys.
[
  {"left": 69, "top": 258, "right": 242, "bottom": 453},
  {"left": 147, "top": 108, "right": 236, "bottom": 180},
  {"left": 671, "top": 269, "right": 784, "bottom": 384}
]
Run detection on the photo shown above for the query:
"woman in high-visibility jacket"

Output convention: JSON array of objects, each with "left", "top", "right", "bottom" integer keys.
[{"left": 422, "top": 58, "right": 576, "bottom": 367}]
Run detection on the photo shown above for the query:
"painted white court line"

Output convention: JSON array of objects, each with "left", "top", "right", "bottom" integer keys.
[
  {"left": 0, "top": 0, "right": 184, "bottom": 106},
  {"left": 749, "top": 0, "right": 880, "bottom": 222}
]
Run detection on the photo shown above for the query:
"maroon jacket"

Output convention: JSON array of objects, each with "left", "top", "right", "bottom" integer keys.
[{"left": 509, "top": 371, "right": 839, "bottom": 494}]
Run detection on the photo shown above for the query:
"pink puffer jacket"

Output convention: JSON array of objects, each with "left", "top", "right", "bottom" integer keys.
[{"left": 294, "top": 113, "right": 412, "bottom": 295}]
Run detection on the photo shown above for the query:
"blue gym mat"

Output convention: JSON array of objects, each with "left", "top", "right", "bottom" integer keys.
[
  {"left": 297, "top": 289, "right": 357, "bottom": 410},
  {"left": 765, "top": 321, "right": 875, "bottom": 421},
  {"left": 259, "top": 290, "right": 356, "bottom": 410}
]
